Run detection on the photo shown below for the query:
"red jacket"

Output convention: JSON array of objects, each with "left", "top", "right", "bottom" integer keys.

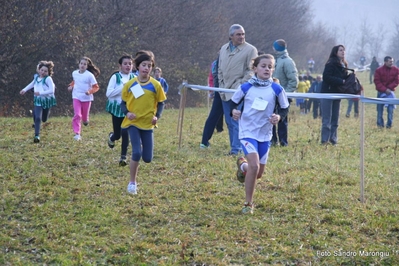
[
  {"left": 208, "top": 64, "right": 214, "bottom": 87},
  {"left": 374, "top": 65, "right": 399, "bottom": 92}
]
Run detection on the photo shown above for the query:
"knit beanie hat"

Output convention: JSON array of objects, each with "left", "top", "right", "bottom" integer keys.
[{"left": 273, "top": 39, "right": 286, "bottom": 52}]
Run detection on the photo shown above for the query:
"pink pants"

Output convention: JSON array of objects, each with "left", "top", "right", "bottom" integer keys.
[{"left": 72, "top": 99, "right": 91, "bottom": 134}]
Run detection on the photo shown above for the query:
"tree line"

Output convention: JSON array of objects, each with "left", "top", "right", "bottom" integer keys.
[{"left": 1, "top": 0, "right": 338, "bottom": 117}]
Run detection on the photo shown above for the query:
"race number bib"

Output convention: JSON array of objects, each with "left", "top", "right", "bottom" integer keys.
[
  {"left": 130, "top": 84, "right": 145, "bottom": 98},
  {"left": 251, "top": 97, "right": 268, "bottom": 110}
]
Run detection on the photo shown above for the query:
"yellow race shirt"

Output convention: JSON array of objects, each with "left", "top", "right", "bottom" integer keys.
[{"left": 121, "top": 77, "right": 167, "bottom": 130}]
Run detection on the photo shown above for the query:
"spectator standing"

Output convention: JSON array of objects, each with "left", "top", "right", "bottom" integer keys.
[
  {"left": 308, "top": 58, "right": 315, "bottom": 73},
  {"left": 272, "top": 39, "right": 299, "bottom": 146},
  {"left": 200, "top": 54, "right": 225, "bottom": 149},
  {"left": 360, "top": 55, "right": 366, "bottom": 67},
  {"left": 346, "top": 67, "right": 363, "bottom": 119},
  {"left": 308, "top": 75, "right": 323, "bottom": 119},
  {"left": 303, "top": 75, "right": 312, "bottom": 113},
  {"left": 374, "top": 56, "right": 399, "bottom": 128},
  {"left": 296, "top": 76, "right": 308, "bottom": 114},
  {"left": 218, "top": 24, "right": 258, "bottom": 155},
  {"left": 303, "top": 71, "right": 314, "bottom": 113},
  {"left": 345, "top": 98, "right": 359, "bottom": 118},
  {"left": 208, "top": 55, "right": 224, "bottom": 133},
  {"left": 303, "top": 71, "right": 314, "bottom": 84},
  {"left": 320, "top": 45, "right": 348, "bottom": 145},
  {"left": 369, "top": 56, "right": 379, "bottom": 84}
]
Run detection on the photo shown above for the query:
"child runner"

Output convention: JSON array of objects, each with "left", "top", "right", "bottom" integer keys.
[
  {"left": 153, "top": 67, "right": 169, "bottom": 94},
  {"left": 68, "top": 56, "right": 100, "bottom": 141},
  {"left": 106, "top": 55, "right": 135, "bottom": 166},
  {"left": 121, "top": 52, "right": 166, "bottom": 194},
  {"left": 20, "top": 61, "right": 56, "bottom": 143},
  {"left": 28, "top": 64, "right": 42, "bottom": 129},
  {"left": 231, "top": 54, "right": 289, "bottom": 214},
  {"left": 133, "top": 50, "right": 155, "bottom": 75}
]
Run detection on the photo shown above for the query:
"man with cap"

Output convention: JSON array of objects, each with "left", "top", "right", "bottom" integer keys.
[{"left": 272, "top": 39, "right": 298, "bottom": 146}]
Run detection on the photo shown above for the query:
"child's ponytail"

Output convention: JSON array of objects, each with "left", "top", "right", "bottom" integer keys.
[{"left": 81, "top": 56, "right": 100, "bottom": 78}]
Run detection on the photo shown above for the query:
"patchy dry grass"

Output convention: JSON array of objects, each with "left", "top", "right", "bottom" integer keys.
[{"left": 1, "top": 72, "right": 399, "bottom": 265}]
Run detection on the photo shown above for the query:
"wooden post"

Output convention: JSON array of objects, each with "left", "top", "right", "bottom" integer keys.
[
  {"left": 177, "top": 84, "right": 184, "bottom": 135},
  {"left": 178, "top": 81, "right": 188, "bottom": 149}
]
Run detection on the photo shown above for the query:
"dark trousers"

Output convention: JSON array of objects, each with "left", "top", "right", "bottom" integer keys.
[
  {"left": 33, "top": 106, "right": 50, "bottom": 136},
  {"left": 312, "top": 99, "right": 321, "bottom": 119},
  {"left": 215, "top": 115, "right": 224, "bottom": 132},
  {"left": 306, "top": 99, "right": 312, "bottom": 113},
  {"left": 272, "top": 115, "right": 288, "bottom": 146},
  {"left": 369, "top": 71, "right": 375, "bottom": 84},
  {"left": 201, "top": 92, "right": 223, "bottom": 146},
  {"left": 110, "top": 115, "right": 129, "bottom": 157},
  {"left": 346, "top": 99, "right": 359, "bottom": 117}
]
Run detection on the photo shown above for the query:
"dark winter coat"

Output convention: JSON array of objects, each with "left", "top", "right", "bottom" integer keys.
[{"left": 321, "top": 61, "right": 348, "bottom": 93}]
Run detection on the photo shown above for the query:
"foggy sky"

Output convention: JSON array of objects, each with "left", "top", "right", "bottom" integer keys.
[{"left": 311, "top": 0, "right": 398, "bottom": 60}]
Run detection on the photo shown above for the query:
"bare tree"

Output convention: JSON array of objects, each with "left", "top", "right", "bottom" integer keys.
[
  {"left": 0, "top": 0, "right": 86, "bottom": 116},
  {"left": 0, "top": 0, "right": 335, "bottom": 116},
  {"left": 353, "top": 19, "right": 372, "bottom": 66},
  {"left": 386, "top": 21, "right": 399, "bottom": 62},
  {"left": 368, "top": 23, "right": 386, "bottom": 60},
  {"left": 302, "top": 23, "right": 336, "bottom": 73}
]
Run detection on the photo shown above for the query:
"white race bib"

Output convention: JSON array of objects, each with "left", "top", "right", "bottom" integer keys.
[
  {"left": 130, "top": 83, "right": 145, "bottom": 98},
  {"left": 251, "top": 97, "right": 268, "bottom": 110}
]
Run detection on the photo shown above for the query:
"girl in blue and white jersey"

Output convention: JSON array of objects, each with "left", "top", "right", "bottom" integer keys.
[{"left": 231, "top": 54, "right": 289, "bottom": 214}]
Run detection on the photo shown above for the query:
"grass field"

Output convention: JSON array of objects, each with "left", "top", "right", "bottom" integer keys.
[{"left": 2, "top": 72, "right": 399, "bottom": 265}]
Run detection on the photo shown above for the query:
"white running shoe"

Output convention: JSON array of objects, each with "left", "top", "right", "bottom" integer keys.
[{"left": 127, "top": 183, "right": 137, "bottom": 194}]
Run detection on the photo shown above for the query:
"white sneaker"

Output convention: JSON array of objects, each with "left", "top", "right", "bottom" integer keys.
[
  {"left": 127, "top": 183, "right": 137, "bottom": 194},
  {"left": 74, "top": 134, "right": 81, "bottom": 141}
]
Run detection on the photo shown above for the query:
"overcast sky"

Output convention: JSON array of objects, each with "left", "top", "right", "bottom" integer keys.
[
  {"left": 311, "top": 0, "right": 398, "bottom": 60},
  {"left": 312, "top": 0, "right": 397, "bottom": 30}
]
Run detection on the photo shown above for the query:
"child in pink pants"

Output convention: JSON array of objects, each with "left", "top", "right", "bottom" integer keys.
[{"left": 68, "top": 56, "right": 100, "bottom": 140}]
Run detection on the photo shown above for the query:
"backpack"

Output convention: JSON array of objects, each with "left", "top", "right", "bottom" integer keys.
[{"left": 337, "top": 69, "right": 362, "bottom": 94}]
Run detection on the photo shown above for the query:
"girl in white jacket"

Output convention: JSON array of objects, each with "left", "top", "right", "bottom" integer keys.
[
  {"left": 20, "top": 61, "right": 56, "bottom": 143},
  {"left": 106, "top": 55, "right": 135, "bottom": 166}
]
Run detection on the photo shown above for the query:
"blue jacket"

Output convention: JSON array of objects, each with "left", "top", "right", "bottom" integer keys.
[
  {"left": 309, "top": 81, "right": 323, "bottom": 93},
  {"left": 156, "top": 77, "right": 169, "bottom": 94}
]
